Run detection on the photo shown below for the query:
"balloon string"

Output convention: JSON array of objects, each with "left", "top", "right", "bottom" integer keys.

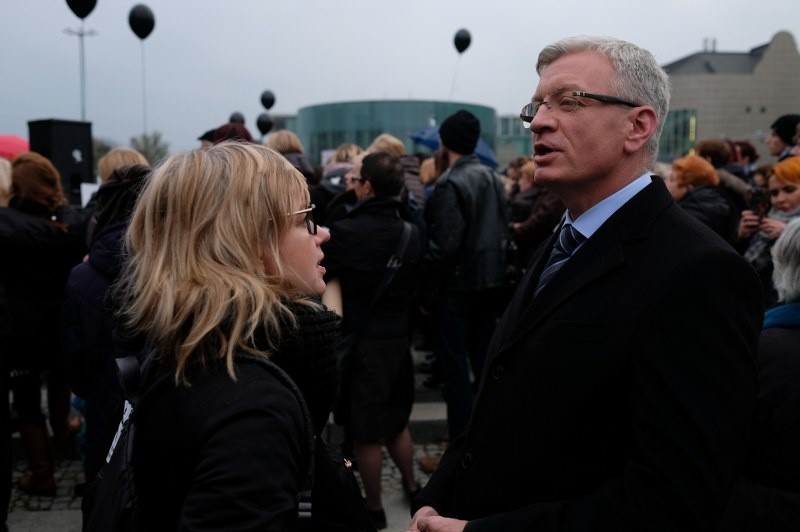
[
  {"left": 140, "top": 41, "right": 148, "bottom": 136},
  {"left": 79, "top": 20, "right": 86, "bottom": 121},
  {"left": 449, "top": 55, "right": 462, "bottom": 101}
]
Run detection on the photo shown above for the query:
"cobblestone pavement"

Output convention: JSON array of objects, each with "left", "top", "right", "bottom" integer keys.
[
  {"left": 7, "top": 438, "right": 448, "bottom": 532},
  {"left": 7, "top": 345, "right": 445, "bottom": 531}
]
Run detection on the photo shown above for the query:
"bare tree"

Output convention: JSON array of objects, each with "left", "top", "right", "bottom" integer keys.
[{"left": 130, "top": 131, "right": 169, "bottom": 164}]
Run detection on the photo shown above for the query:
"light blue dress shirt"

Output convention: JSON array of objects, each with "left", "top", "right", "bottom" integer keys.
[{"left": 566, "top": 172, "right": 653, "bottom": 241}]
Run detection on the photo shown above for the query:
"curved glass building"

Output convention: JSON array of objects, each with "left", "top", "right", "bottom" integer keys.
[{"left": 296, "top": 100, "right": 496, "bottom": 164}]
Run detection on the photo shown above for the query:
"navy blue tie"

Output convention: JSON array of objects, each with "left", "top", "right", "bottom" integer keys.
[{"left": 534, "top": 224, "right": 586, "bottom": 297}]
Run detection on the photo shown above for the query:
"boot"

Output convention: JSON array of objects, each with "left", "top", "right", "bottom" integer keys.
[{"left": 17, "top": 421, "right": 56, "bottom": 497}]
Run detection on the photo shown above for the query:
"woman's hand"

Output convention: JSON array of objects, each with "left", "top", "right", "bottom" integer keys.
[
  {"left": 758, "top": 217, "right": 787, "bottom": 240},
  {"left": 738, "top": 210, "right": 760, "bottom": 239}
]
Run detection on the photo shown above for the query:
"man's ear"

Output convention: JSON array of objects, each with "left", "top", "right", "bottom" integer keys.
[
  {"left": 623, "top": 106, "right": 658, "bottom": 155},
  {"left": 364, "top": 180, "right": 375, "bottom": 197}
]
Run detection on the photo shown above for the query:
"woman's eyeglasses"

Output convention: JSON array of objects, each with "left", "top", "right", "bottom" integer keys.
[{"left": 288, "top": 204, "right": 317, "bottom": 235}]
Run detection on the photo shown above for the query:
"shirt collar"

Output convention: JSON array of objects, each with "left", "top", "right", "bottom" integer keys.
[{"left": 566, "top": 172, "right": 652, "bottom": 238}]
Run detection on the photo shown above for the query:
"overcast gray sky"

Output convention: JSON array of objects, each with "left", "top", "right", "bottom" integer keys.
[{"left": 2, "top": 0, "right": 798, "bottom": 153}]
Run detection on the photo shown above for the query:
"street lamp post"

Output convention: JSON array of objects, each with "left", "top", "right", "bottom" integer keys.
[{"left": 64, "top": 22, "right": 97, "bottom": 122}]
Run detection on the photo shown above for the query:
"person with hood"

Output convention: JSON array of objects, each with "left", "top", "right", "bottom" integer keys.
[{"left": 61, "top": 163, "right": 151, "bottom": 484}]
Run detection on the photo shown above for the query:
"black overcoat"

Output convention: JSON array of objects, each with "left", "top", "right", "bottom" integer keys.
[{"left": 415, "top": 177, "right": 763, "bottom": 531}]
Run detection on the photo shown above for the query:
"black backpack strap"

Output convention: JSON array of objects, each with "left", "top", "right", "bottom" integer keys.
[
  {"left": 116, "top": 354, "right": 142, "bottom": 405},
  {"left": 236, "top": 354, "right": 315, "bottom": 517}
]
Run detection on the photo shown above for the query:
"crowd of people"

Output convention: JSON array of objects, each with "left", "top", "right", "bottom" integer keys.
[{"left": 2, "top": 34, "right": 800, "bottom": 532}]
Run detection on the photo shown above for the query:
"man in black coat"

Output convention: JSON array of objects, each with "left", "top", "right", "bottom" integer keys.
[
  {"left": 422, "top": 110, "right": 509, "bottom": 442},
  {"left": 409, "top": 36, "right": 763, "bottom": 532}
]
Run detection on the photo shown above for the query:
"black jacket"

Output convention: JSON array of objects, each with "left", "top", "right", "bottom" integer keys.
[
  {"left": 677, "top": 185, "right": 733, "bottom": 241},
  {"left": 61, "top": 221, "right": 128, "bottom": 481},
  {"left": 721, "top": 302, "right": 800, "bottom": 530},
  {"left": 134, "top": 306, "right": 340, "bottom": 531},
  {"left": 415, "top": 177, "right": 762, "bottom": 531},
  {"left": 0, "top": 206, "right": 86, "bottom": 371},
  {"left": 423, "top": 154, "right": 508, "bottom": 292},
  {"left": 323, "top": 196, "right": 421, "bottom": 339}
]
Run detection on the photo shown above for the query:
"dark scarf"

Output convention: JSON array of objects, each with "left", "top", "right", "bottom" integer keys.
[
  {"left": 263, "top": 301, "right": 341, "bottom": 435},
  {"left": 140, "top": 301, "right": 341, "bottom": 434}
]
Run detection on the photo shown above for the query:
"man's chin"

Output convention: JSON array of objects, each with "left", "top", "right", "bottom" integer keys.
[{"left": 532, "top": 171, "right": 561, "bottom": 188}]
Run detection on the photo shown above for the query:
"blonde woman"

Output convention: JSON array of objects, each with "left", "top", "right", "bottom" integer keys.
[
  {"left": 264, "top": 129, "right": 316, "bottom": 184},
  {"left": 113, "top": 143, "right": 363, "bottom": 529},
  {"left": 86, "top": 147, "right": 150, "bottom": 244},
  {"left": 97, "top": 148, "right": 149, "bottom": 183}
]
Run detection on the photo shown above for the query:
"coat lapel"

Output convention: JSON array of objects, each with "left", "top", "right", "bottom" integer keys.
[{"left": 490, "top": 177, "right": 674, "bottom": 361}]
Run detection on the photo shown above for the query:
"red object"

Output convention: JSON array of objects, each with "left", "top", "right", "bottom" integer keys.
[{"left": 0, "top": 134, "right": 29, "bottom": 161}]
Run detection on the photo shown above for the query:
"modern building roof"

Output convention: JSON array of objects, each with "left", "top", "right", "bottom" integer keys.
[
  {"left": 664, "top": 44, "right": 769, "bottom": 76},
  {"left": 662, "top": 43, "right": 768, "bottom": 75}
]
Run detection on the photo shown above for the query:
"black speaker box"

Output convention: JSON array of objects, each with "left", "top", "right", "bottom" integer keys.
[{"left": 28, "top": 119, "right": 94, "bottom": 206}]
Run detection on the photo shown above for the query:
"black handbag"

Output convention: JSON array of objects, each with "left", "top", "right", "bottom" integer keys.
[{"left": 294, "top": 439, "right": 377, "bottom": 532}]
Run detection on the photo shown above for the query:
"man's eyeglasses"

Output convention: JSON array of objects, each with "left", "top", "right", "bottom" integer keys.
[
  {"left": 288, "top": 204, "right": 317, "bottom": 235},
  {"left": 520, "top": 91, "right": 640, "bottom": 126}
]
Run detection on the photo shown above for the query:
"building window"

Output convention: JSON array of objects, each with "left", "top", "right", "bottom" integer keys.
[{"left": 500, "top": 118, "right": 510, "bottom": 136}]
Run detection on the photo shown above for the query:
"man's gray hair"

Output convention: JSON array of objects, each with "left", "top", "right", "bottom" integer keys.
[
  {"left": 772, "top": 218, "right": 800, "bottom": 303},
  {"left": 537, "top": 36, "right": 671, "bottom": 166}
]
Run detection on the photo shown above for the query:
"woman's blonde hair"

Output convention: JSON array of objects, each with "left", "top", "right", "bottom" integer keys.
[
  {"left": 116, "top": 142, "right": 315, "bottom": 384},
  {"left": 0, "top": 158, "right": 11, "bottom": 207},
  {"left": 98, "top": 147, "right": 149, "bottom": 182},
  {"left": 263, "top": 130, "right": 304, "bottom": 154},
  {"left": 367, "top": 133, "right": 406, "bottom": 157},
  {"left": 325, "top": 143, "right": 363, "bottom": 165}
]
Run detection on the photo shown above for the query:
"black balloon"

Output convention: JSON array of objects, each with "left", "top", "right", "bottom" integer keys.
[
  {"left": 454, "top": 29, "right": 471, "bottom": 54},
  {"left": 129, "top": 4, "right": 155, "bottom": 40},
  {"left": 66, "top": 0, "right": 96, "bottom": 19},
  {"left": 229, "top": 112, "right": 245, "bottom": 124},
  {"left": 260, "top": 90, "right": 276, "bottom": 110},
  {"left": 256, "top": 113, "right": 274, "bottom": 135}
]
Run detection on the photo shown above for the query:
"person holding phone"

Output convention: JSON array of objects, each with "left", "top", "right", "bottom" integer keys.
[{"left": 739, "top": 157, "right": 800, "bottom": 308}]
